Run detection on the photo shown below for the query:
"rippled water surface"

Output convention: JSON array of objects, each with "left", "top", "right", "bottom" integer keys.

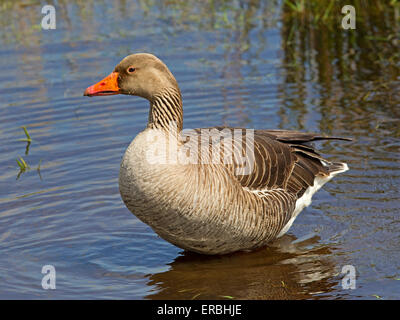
[{"left": 0, "top": 0, "right": 399, "bottom": 299}]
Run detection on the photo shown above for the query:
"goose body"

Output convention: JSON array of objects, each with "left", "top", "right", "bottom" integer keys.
[{"left": 85, "top": 53, "right": 349, "bottom": 255}]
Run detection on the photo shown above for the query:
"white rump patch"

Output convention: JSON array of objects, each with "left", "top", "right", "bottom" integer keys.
[{"left": 277, "top": 162, "right": 349, "bottom": 238}]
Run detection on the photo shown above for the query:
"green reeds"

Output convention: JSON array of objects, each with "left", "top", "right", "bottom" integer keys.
[
  {"left": 16, "top": 126, "right": 43, "bottom": 180},
  {"left": 16, "top": 157, "right": 29, "bottom": 171},
  {"left": 16, "top": 156, "right": 29, "bottom": 179},
  {"left": 19, "top": 126, "right": 32, "bottom": 143},
  {"left": 19, "top": 126, "right": 32, "bottom": 155}
]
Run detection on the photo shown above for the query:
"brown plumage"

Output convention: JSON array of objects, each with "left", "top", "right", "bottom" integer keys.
[
  {"left": 190, "top": 127, "right": 350, "bottom": 195},
  {"left": 84, "top": 53, "right": 351, "bottom": 255}
]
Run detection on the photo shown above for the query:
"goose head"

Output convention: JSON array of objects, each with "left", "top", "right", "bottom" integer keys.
[{"left": 84, "top": 53, "right": 179, "bottom": 102}]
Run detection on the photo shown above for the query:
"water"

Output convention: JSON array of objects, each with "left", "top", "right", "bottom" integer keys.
[{"left": 0, "top": 0, "right": 399, "bottom": 299}]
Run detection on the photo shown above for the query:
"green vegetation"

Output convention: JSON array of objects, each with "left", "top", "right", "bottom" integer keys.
[
  {"left": 19, "top": 126, "right": 32, "bottom": 155},
  {"left": 19, "top": 126, "right": 32, "bottom": 142},
  {"left": 190, "top": 292, "right": 202, "bottom": 300},
  {"left": 16, "top": 157, "right": 29, "bottom": 171},
  {"left": 16, "top": 156, "right": 29, "bottom": 179},
  {"left": 220, "top": 295, "right": 235, "bottom": 299},
  {"left": 16, "top": 126, "right": 42, "bottom": 180}
]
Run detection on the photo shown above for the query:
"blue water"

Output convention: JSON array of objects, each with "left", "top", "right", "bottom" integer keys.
[{"left": 0, "top": 1, "right": 399, "bottom": 299}]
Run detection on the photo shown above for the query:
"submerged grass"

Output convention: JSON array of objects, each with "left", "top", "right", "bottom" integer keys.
[
  {"left": 16, "top": 126, "right": 43, "bottom": 180},
  {"left": 16, "top": 156, "right": 29, "bottom": 179},
  {"left": 19, "top": 126, "right": 32, "bottom": 155},
  {"left": 219, "top": 295, "right": 235, "bottom": 299},
  {"left": 19, "top": 126, "right": 32, "bottom": 142},
  {"left": 16, "top": 157, "right": 43, "bottom": 180},
  {"left": 16, "top": 157, "right": 28, "bottom": 171}
]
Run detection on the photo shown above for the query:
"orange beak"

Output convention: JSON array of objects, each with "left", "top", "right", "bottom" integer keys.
[{"left": 84, "top": 72, "right": 120, "bottom": 96}]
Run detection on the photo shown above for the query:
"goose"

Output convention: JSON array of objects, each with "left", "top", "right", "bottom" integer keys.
[{"left": 84, "top": 53, "right": 350, "bottom": 255}]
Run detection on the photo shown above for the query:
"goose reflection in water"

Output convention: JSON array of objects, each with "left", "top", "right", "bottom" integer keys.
[{"left": 145, "top": 234, "right": 342, "bottom": 300}]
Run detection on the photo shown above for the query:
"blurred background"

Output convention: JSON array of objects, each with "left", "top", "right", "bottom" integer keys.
[{"left": 0, "top": 0, "right": 399, "bottom": 299}]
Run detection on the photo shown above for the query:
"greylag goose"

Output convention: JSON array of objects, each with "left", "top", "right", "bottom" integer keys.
[{"left": 84, "top": 53, "right": 350, "bottom": 255}]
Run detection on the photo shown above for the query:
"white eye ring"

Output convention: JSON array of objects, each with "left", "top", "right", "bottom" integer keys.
[{"left": 127, "top": 67, "right": 136, "bottom": 73}]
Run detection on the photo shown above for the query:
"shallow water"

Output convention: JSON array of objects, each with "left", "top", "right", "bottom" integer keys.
[{"left": 0, "top": 0, "right": 399, "bottom": 299}]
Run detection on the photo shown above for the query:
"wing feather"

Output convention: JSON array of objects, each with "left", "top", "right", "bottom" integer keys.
[{"left": 189, "top": 127, "right": 350, "bottom": 198}]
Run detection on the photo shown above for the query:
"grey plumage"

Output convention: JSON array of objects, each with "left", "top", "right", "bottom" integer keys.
[{"left": 85, "top": 53, "right": 351, "bottom": 255}]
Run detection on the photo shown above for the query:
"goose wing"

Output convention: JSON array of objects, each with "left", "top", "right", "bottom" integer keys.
[{"left": 189, "top": 128, "right": 350, "bottom": 197}]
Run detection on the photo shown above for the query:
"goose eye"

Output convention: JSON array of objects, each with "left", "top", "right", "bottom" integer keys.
[{"left": 127, "top": 67, "right": 136, "bottom": 74}]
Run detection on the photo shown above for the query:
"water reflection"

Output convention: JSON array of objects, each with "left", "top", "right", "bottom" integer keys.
[
  {"left": 279, "top": 0, "right": 400, "bottom": 134},
  {"left": 0, "top": 0, "right": 399, "bottom": 299},
  {"left": 146, "top": 234, "right": 339, "bottom": 300}
]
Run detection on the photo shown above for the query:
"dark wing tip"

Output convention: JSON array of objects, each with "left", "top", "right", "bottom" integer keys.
[
  {"left": 261, "top": 130, "right": 353, "bottom": 143},
  {"left": 312, "top": 136, "right": 353, "bottom": 142}
]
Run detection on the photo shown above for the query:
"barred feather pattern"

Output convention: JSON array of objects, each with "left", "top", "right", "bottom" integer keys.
[
  {"left": 119, "top": 90, "right": 349, "bottom": 254},
  {"left": 115, "top": 54, "right": 350, "bottom": 254},
  {"left": 148, "top": 87, "right": 183, "bottom": 132}
]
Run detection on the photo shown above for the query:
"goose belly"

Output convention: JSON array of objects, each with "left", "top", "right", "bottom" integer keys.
[{"left": 118, "top": 132, "right": 271, "bottom": 254}]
